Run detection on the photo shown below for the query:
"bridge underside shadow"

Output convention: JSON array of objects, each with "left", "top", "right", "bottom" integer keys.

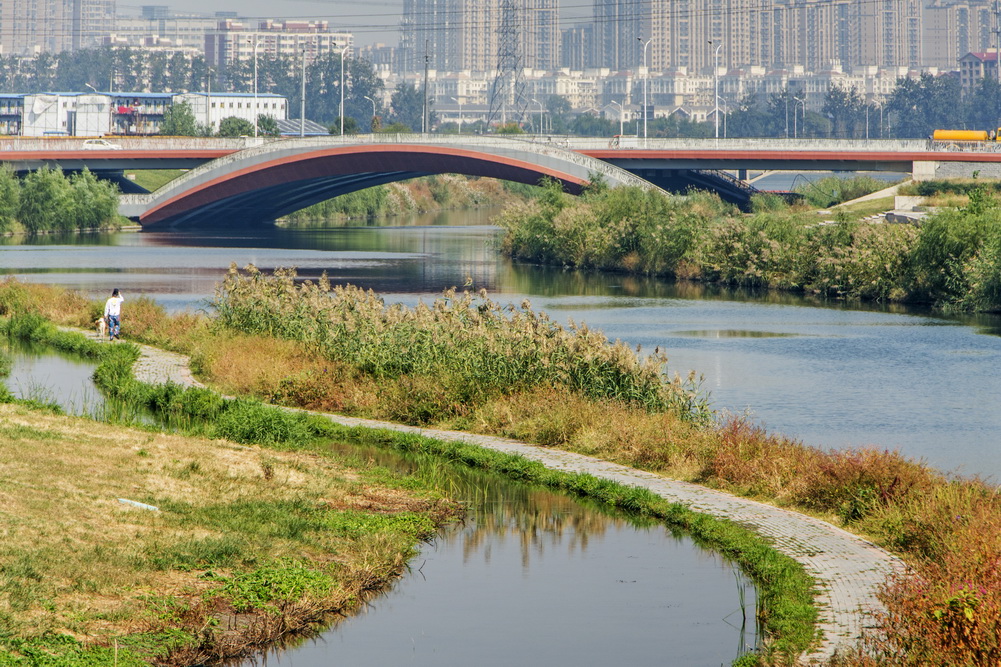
[
  {"left": 139, "top": 146, "right": 593, "bottom": 229},
  {"left": 628, "top": 169, "right": 760, "bottom": 210}
]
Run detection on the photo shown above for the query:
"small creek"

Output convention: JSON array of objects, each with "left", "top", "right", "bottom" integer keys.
[{"left": 1, "top": 345, "right": 758, "bottom": 665}]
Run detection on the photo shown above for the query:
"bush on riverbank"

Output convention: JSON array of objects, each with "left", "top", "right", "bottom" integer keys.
[
  {"left": 279, "top": 175, "right": 526, "bottom": 225},
  {"left": 498, "top": 181, "right": 1001, "bottom": 311},
  {"left": 0, "top": 166, "right": 125, "bottom": 235}
]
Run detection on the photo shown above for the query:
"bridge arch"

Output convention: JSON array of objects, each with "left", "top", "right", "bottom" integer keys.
[{"left": 123, "top": 135, "right": 657, "bottom": 228}]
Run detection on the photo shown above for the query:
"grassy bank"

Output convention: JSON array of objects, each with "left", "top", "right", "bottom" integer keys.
[
  {"left": 278, "top": 175, "right": 531, "bottom": 225},
  {"left": 1, "top": 281, "right": 815, "bottom": 664},
  {"left": 5, "top": 275, "right": 1001, "bottom": 664},
  {"left": 0, "top": 365, "right": 458, "bottom": 666},
  {"left": 498, "top": 180, "right": 1001, "bottom": 312}
]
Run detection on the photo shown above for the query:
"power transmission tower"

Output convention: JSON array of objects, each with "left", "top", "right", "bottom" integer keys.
[{"left": 486, "top": 0, "right": 528, "bottom": 128}]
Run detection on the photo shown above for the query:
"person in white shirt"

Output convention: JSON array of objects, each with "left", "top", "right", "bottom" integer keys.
[{"left": 103, "top": 288, "right": 124, "bottom": 341}]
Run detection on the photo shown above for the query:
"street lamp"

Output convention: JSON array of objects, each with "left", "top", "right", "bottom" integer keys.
[
  {"left": 249, "top": 35, "right": 259, "bottom": 137},
  {"left": 638, "top": 37, "right": 652, "bottom": 143},
  {"left": 793, "top": 96, "right": 805, "bottom": 138},
  {"left": 449, "top": 96, "right": 462, "bottom": 133},
  {"left": 84, "top": 82, "right": 98, "bottom": 94},
  {"left": 709, "top": 40, "right": 722, "bottom": 140},
  {"left": 531, "top": 98, "right": 544, "bottom": 136},
  {"left": 337, "top": 43, "right": 350, "bottom": 136},
  {"left": 364, "top": 95, "right": 377, "bottom": 132},
  {"left": 609, "top": 100, "right": 624, "bottom": 136}
]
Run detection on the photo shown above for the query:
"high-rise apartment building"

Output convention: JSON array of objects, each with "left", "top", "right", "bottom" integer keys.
[
  {"left": 924, "top": 1, "right": 994, "bottom": 72},
  {"left": 593, "top": 0, "right": 645, "bottom": 70},
  {"left": 0, "top": 0, "right": 112, "bottom": 55},
  {"left": 399, "top": 0, "right": 559, "bottom": 73},
  {"left": 204, "top": 19, "right": 353, "bottom": 70}
]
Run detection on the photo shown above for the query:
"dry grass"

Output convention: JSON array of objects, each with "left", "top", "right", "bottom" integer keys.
[{"left": 0, "top": 402, "right": 454, "bottom": 662}]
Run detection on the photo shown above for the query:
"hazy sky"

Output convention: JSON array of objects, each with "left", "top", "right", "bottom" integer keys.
[{"left": 148, "top": 0, "right": 593, "bottom": 48}]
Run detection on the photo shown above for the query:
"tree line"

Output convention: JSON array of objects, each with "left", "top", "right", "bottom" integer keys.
[{"left": 0, "top": 167, "right": 122, "bottom": 235}]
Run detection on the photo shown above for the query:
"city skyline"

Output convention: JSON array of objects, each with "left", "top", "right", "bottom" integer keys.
[{"left": 132, "top": 0, "right": 593, "bottom": 47}]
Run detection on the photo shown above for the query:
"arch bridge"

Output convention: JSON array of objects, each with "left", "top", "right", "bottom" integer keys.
[{"left": 117, "top": 136, "right": 654, "bottom": 229}]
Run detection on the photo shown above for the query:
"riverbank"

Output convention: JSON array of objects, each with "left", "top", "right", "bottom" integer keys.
[
  {"left": 277, "top": 175, "right": 533, "bottom": 225},
  {"left": 4, "top": 275, "right": 1000, "bottom": 664},
  {"left": 74, "top": 308, "right": 896, "bottom": 664},
  {"left": 497, "top": 181, "right": 1001, "bottom": 312},
  {"left": 0, "top": 324, "right": 464, "bottom": 666},
  {"left": 0, "top": 400, "right": 459, "bottom": 666}
]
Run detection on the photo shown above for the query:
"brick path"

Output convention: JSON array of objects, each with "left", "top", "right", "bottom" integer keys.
[{"left": 112, "top": 333, "right": 902, "bottom": 664}]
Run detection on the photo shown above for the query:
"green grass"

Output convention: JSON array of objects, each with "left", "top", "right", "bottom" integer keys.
[{"left": 122, "top": 170, "right": 184, "bottom": 192}]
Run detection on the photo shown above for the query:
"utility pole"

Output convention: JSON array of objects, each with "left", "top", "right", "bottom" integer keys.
[
  {"left": 422, "top": 39, "right": 430, "bottom": 134},
  {"left": 300, "top": 47, "right": 306, "bottom": 138}
]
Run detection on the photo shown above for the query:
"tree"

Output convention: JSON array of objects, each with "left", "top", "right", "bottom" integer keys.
[
  {"left": 18, "top": 167, "right": 72, "bottom": 233},
  {"left": 160, "top": 101, "right": 199, "bottom": 136},
  {"left": 886, "top": 73, "right": 963, "bottom": 138},
  {"left": 823, "top": 85, "right": 866, "bottom": 138},
  {"left": 0, "top": 166, "right": 20, "bottom": 233},
  {"left": 257, "top": 114, "right": 280, "bottom": 137},
  {"left": 964, "top": 78, "right": 1001, "bottom": 131},
  {"left": 218, "top": 116, "right": 255, "bottom": 137},
  {"left": 570, "top": 113, "right": 615, "bottom": 136},
  {"left": 390, "top": 83, "right": 430, "bottom": 131},
  {"left": 329, "top": 116, "right": 360, "bottom": 134},
  {"left": 496, "top": 122, "right": 525, "bottom": 134}
]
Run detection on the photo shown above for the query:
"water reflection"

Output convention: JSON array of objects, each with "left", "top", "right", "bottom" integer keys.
[
  {"left": 259, "top": 444, "right": 757, "bottom": 666},
  {"left": 1, "top": 338, "right": 104, "bottom": 415}
]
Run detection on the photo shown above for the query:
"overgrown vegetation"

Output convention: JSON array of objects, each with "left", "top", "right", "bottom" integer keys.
[
  {"left": 0, "top": 304, "right": 815, "bottom": 665},
  {"left": 498, "top": 180, "right": 1001, "bottom": 311},
  {"left": 6, "top": 275, "right": 1001, "bottom": 665},
  {"left": 278, "top": 175, "right": 530, "bottom": 225},
  {"left": 792, "top": 175, "right": 889, "bottom": 208},
  {"left": 0, "top": 165, "right": 124, "bottom": 235}
]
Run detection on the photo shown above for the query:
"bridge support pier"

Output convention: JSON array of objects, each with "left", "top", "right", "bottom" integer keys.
[{"left": 912, "top": 161, "right": 938, "bottom": 181}]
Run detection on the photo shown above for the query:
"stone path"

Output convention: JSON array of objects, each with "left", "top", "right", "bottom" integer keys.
[{"left": 111, "top": 332, "right": 901, "bottom": 665}]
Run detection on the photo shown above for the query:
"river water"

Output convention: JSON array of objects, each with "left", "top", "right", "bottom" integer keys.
[{"left": 3, "top": 210, "right": 999, "bottom": 481}]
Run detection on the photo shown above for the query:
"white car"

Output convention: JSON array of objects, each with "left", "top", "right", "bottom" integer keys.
[{"left": 82, "top": 138, "right": 122, "bottom": 150}]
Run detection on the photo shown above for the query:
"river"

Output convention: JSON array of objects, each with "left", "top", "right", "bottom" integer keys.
[{"left": 3, "top": 209, "right": 999, "bottom": 480}]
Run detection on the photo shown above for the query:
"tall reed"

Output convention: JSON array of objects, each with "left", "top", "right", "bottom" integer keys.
[{"left": 212, "top": 264, "right": 710, "bottom": 422}]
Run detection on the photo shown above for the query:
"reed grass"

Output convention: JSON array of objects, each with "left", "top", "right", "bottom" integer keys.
[{"left": 498, "top": 182, "right": 1001, "bottom": 311}]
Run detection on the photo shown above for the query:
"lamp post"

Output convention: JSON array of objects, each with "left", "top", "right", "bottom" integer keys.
[
  {"left": 793, "top": 96, "right": 805, "bottom": 138},
  {"left": 449, "top": 96, "right": 462, "bottom": 133},
  {"left": 709, "top": 40, "right": 722, "bottom": 140},
  {"left": 337, "top": 43, "right": 350, "bottom": 136},
  {"left": 251, "top": 35, "right": 259, "bottom": 137},
  {"left": 638, "top": 37, "right": 652, "bottom": 144},
  {"left": 299, "top": 49, "right": 306, "bottom": 137},
  {"left": 364, "top": 95, "right": 377, "bottom": 132},
  {"left": 531, "top": 98, "right": 544, "bottom": 136},
  {"left": 610, "top": 100, "right": 624, "bottom": 136}
]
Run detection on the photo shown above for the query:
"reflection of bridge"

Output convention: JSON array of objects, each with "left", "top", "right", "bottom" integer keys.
[{"left": 2, "top": 135, "right": 1000, "bottom": 228}]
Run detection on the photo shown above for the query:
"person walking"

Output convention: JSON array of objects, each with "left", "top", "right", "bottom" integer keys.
[{"left": 104, "top": 288, "right": 124, "bottom": 341}]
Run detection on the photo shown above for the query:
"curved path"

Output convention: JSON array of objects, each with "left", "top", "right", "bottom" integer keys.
[{"left": 112, "top": 334, "right": 902, "bottom": 664}]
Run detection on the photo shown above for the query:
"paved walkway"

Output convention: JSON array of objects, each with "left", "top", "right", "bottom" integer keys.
[{"left": 105, "top": 332, "right": 902, "bottom": 664}]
